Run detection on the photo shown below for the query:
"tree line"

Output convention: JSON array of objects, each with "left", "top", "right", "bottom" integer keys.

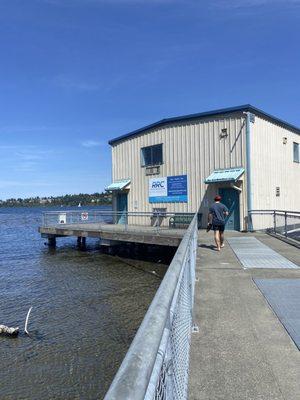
[{"left": 0, "top": 192, "right": 112, "bottom": 207}]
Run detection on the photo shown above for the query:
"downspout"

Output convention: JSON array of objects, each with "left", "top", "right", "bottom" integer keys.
[{"left": 245, "top": 112, "right": 253, "bottom": 231}]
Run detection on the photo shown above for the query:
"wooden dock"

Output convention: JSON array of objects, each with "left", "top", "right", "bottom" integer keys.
[{"left": 39, "top": 223, "right": 185, "bottom": 247}]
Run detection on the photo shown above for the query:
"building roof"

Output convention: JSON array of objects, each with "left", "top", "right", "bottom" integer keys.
[
  {"left": 205, "top": 168, "right": 245, "bottom": 184},
  {"left": 105, "top": 179, "right": 131, "bottom": 191},
  {"left": 108, "top": 104, "right": 300, "bottom": 145}
]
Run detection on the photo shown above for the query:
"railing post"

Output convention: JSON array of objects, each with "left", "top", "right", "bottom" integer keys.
[
  {"left": 248, "top": 211, "right": 253, "bottom": 232},
  {"left": 273, "top": 210, "right": 276, "bottom": 234},
  {"left": 156, "top": 213, "right": 160, "bottom": 233},
  {"left": 284, "top": 211, "right": 288, "bottom": 238}
]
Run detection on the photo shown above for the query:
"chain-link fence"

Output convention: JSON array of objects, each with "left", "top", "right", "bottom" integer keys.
[
  {"left": 104, "top": 213, "right": 198, "bottom": 400},
  {"left": 145, "top": 224, "right": 197, "bottom": 400}
]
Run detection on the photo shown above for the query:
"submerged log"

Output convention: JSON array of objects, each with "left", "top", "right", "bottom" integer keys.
[{"left": 0, "top": 325, "right": 19, "bottom": 336}]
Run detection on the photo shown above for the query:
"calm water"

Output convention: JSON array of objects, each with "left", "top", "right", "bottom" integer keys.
[{"left": 0, "top": 206, "right": 168, "bottom": 400}]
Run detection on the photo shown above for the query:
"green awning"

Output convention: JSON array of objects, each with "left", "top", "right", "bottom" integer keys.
[
  {"left": 105, "top": 179, "right": 131, "bottom": 191},
  {"left": 205, "top": 168, "right": 245, "bottom": 184}
]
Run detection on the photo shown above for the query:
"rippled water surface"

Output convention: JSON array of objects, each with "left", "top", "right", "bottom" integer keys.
[{"left": 0, "top": 207, "right": 168, "bottom": 400}]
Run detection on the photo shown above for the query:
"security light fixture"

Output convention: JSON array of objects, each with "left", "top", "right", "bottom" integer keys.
[{"left": 220, "top": 128, "right": 228, "bottom": 139}]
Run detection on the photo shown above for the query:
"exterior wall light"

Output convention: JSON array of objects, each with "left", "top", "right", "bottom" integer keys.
[{"left": 220, "top": 128, "right": 228, "bottom": 138}]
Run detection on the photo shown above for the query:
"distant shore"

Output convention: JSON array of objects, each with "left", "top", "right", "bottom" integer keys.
[
  {"left": 0, "top": 202, "right": 112, "bottom": 208},
  {"left": 0, "top": 192, "right": 112, "bottom": 208}
]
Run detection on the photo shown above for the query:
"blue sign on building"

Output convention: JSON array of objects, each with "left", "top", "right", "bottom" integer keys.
[{"left": 149, "top": 175, "right": 188, "bottom": 203}]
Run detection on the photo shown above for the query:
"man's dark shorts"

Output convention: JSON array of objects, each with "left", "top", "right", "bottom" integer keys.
[{"left": 212, "top": 224, "right": 225, "bottom": 232}]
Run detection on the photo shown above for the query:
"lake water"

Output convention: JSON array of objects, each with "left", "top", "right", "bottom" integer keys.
[{"left": 0, "top": 206, "right": 170, "bottom": 400}]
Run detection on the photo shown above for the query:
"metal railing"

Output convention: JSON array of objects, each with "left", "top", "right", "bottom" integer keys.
[
  {"left": 104, "top": 212, "right": 199, "bottom": 400},
  {"left": 249, "top": 210, "right": 300, "bottom": 242},
  {"left": 41, "top": 210, "right": 202, "bottom": 231}
]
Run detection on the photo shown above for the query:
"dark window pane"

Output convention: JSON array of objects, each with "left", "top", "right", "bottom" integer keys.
[
  {"left": 152, "top": 144, "right": 163, "bottom": 165},
  {"left": 141, "top": 144, "right": 163, "bottom": 166},
  {"left": 142, "top": 147, "right": 152, "bottom": 166},
  {"left": 294, "top": 143, "right": 299, "bottom": 163}
]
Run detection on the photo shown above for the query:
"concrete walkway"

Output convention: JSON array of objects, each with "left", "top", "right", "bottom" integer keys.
[{"left": 189, "top": 231, "right": 300, "bottom": 400}]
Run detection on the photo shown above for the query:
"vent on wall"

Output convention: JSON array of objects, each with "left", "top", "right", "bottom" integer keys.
[
  {"left": 145, "top": 166, "right": 160, "bottom": 176},
  {"left": 276, "top": 187, "right": 280, "bottom": 197}
]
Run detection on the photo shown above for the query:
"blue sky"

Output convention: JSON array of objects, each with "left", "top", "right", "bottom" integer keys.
[{"left": 0, "top": 0, "right": 299, "bottom": 199}]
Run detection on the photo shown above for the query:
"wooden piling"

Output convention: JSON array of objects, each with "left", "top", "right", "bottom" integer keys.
[{"left": 48, "top": 237, "right": 56, "bottom": 247}]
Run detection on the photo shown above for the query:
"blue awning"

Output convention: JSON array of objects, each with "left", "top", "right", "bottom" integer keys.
[
  {"left": 105, "top": 179, "right": 131, "bottom": 191},
  {"left": 205, "top": 168, "right": 245, "bottom": 184}
]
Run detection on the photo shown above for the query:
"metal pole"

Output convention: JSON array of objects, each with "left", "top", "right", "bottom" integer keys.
[
  {"left": 273, "top": 210, "right": 276, "bottom": 234},
  {"left": 245, "top": 112, "right": 253, "bottom": 232},
  {"left": 284, "top": 211, "right": 288, "bottom": 238}
]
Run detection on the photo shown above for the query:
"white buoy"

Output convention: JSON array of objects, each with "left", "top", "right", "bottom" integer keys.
[{"left": 24, "top": 307, "right": 32, "bottom": 335}]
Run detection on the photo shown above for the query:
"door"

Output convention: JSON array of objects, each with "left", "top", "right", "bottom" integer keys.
[
  {"left": 219, "top": 188, "right": 240, "bottom": 230},
  {"left": 116, "top": 193, "right": 128, "bottom": 224}
]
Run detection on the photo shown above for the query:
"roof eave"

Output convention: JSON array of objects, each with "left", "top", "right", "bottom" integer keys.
[{"left": 108, "top": 104, "right": 300, "bottom": 145}]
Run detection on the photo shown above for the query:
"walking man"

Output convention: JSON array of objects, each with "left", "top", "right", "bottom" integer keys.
[{"left": 208, "top": 195, "right": 229, "bottom": 251}]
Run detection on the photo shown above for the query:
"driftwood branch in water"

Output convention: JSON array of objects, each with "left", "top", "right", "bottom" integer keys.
[
  {"left": 0, "top": 325, "right": 19, "bottom": 336},
  {"left": 24, "top": 307, "right": 32, "bottom": 335}
]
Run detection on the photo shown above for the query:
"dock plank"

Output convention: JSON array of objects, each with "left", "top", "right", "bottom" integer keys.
[
  {"left": 39, "top": 223, "right": 185, "bottom": 246},
  {"left": 189, "top": 231, "right": 300, "bottom": 400}
]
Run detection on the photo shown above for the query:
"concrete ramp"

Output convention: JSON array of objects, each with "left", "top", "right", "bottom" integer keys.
[
  {"left": 254, "top": 279, "right": 300, "bottom": 350},
  {"left": 227, "top": 237, "right": 299, "bottom": 269}
]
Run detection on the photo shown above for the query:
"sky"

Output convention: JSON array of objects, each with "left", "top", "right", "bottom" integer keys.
[{"left": 0, "top": 0, "right": 299, "bottom": 199}]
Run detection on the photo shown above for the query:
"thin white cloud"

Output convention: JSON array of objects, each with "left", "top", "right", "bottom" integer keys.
[
  {"left": 213, "top": 0, "right": 300, "bottom": 8},
  {"left": 81, "top": 140, "right": 105, "bottom": 147},
  {"left": 0, "top": 145, "right": 55, "bottom": 173},
  {"left": 15, "top": 149, "right": 54, "bottom": 161},
  {"left": 0, "top": 179, "right": 52, "bottom": 188},
  {"left": 52, "top": 75, "right": 102, "bottom": 92},
  {"left": 41, "top": 0, "right": 181, "bottom": 5}
]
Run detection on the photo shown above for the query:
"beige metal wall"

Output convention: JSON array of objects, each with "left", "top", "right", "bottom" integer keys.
[
  {"left": 111, "top": 112, "right": 248, "bottom": 227},
  {"left": 250, "top": 115, "right": 300, "bottom": 229}
]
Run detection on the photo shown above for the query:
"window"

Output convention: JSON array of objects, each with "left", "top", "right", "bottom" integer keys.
[
  {"left": 293, "top": 142, "right": 300, "bottom": 163},
  {"left": 141, "top": 144, "right": 163, "bottom": 167}
]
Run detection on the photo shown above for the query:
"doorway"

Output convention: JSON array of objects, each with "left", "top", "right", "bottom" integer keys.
[
  {"left": 116, "top": 192, "right": 128, "bottom": 224},
  {"left": 219, "top": 188, "right": 240, "bottom": 230}
]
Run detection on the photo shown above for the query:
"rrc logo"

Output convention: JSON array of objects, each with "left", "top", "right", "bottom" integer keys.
[{"left": 152, "top": 180, "right": 165, "bottom": 188}]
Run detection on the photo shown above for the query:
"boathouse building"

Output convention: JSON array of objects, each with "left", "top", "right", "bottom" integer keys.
[{"left": 106, "top": 105, "right": 300, "bottom": 231}]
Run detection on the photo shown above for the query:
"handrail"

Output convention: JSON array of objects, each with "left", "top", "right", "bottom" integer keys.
[
  {"left": 249, "top": 209, "right": 300, "bottom": 215},
  {"left": 104, "top": 212, "right": 198, "bottom": 400},
  {"left": 41, "top": 210, "right": 203, "bottom": 231},
  {"left": 41, "top": 210, "right": 198, "bottom": 216},
  {"left": 249, "top": 209, "right": 300, "bottom": 242}
]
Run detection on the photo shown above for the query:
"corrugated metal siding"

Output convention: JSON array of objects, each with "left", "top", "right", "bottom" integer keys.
[
  {"left": 111, "top": 112, "right": 247, "bottom": 227},
  {"left": 250, "top": 115, "right": 300, "bottom": 229}
]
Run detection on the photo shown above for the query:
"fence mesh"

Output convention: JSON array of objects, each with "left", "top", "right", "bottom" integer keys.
[{"left": 146, "top": 229, "right": 197, "bottom": 400}]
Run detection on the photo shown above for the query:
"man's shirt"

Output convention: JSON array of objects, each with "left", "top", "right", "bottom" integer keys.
[{"left": 209, "top": 202, "right": 228, "bottom": 225}]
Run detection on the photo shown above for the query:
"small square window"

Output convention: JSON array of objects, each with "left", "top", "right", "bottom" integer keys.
[
  {"left": 293, "top": 142, "right": 299, "bottom": 163},
  {"left": 141, "top": 144, "right": 163, "bottom": 167}
]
